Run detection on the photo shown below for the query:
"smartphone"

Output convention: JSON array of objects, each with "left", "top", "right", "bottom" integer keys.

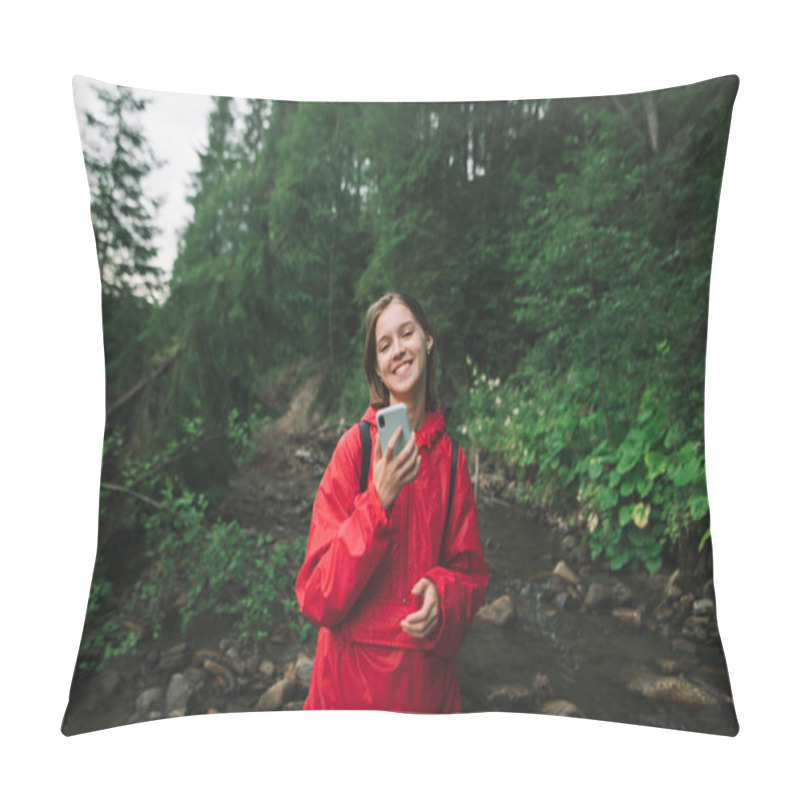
[{"left": 376, "top": 402, "right": 412, "bottom": 457}]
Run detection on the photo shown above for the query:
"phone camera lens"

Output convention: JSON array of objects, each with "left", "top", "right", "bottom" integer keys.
[{"left": 379, "top": 417, "right": 385, "bottom": 428}]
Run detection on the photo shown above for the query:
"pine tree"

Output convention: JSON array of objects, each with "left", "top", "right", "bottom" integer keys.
[
  {"left": 77, "top": 82, "right": 164, "bottom": 402},
  {"left": 81, "top": 84, "right": 163, "bottom": 299}
]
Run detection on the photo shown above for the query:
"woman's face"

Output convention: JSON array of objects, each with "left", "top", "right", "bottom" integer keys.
[{"left": 374, "top": 300, "right": 433, "bottom": 405}]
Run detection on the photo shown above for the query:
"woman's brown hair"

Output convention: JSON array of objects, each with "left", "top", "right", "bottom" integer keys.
[{"left": 363, "top": 292, "right": 439, "bottom": 411}]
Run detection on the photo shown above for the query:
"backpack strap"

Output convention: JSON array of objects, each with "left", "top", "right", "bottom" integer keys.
[
  {"left": 359, "top": 420, "right": 371, "bottom": 494},
  {"left": 444, "top": 437, "right": 459, "bottom": 533}
]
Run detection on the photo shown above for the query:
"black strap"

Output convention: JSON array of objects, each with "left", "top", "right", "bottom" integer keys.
[
  {"left": 445, "top": 437, "right": 459, "bottom": 532},
  {"left": 359, "top": 421, "right": 370, "bottom": 494},
  {"left": 358, "top": 421, "right": 459, "bottom": 533}
]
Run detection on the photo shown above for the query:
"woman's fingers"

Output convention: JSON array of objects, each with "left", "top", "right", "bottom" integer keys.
[{"left": 400, "top": 579, "right": 440, "bottom": 638}]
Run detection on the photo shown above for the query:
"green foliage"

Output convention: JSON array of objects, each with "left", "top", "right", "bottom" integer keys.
[
  {"left": 133, "top": 483, "right": 310, "bottom": 645},
  {"left": 78, "top": 575, "right": 141, "bottom": 671},
  {"left": 84, "top": 413, "right": 309, "bottom": 672},
  {"left": 463, "top": 366, "right": 710, "bottom": 574},
  {"left": 227, "top": 406, "right": 268, "bottom": 467}
]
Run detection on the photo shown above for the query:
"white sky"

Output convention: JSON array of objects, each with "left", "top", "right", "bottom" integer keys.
[{"left": 73, "top": 75, "right": 215, "bottom": 276}]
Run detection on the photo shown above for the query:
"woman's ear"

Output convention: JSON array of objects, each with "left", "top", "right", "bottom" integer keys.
[{"left": 426, "top": 335, "right": 434, "bottom": 355}]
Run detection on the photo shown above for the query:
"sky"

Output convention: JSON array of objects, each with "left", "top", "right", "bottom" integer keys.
[{"left": 73, "top": 75, "right": 215, "bottom": 276}]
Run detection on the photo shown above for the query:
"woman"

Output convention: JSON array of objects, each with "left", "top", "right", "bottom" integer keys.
[{"left": 295, "top": 292, "right": 488, "bottom": 712}]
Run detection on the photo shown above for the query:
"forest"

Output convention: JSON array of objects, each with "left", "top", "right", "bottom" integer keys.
[{"left": 74, "top": 76, "right": 737, "bottom": 680}]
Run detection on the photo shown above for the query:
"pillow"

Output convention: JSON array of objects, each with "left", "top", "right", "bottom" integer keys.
[{"left": 63, "top": 74, "right": 738, "bottom": 735}]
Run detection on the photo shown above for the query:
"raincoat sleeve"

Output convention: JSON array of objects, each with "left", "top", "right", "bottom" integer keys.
[
  {"left": 295, "top": 426, "right": 391, "bottom": 629},
  {"left": 423, "top": 446, "right": 488, "bottom": 659}
]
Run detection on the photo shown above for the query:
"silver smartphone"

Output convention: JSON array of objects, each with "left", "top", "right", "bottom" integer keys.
[{"left": 376, "top": 402, "right": 412, "bottom": 457}]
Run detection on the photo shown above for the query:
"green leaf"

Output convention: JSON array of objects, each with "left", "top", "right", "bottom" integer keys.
[
  {"left": 689, "top": 494, "right": 710, "bottom": 520},
  {"left": 645, "top": 555, "right": 663, "bottom": 574},
  {"left": 631, "top": 502, "right": 651, "bottom": 529},
  {"left": 673, "top": 458, "right": 702, "bottom": 487},
  {"left": 616, "top": 446, "right": 639, "bottom": 475},
  {"left": 598, "top": 487, "right": 619, "bottom": 511},
  {"left": 644, "top": 450, "right": 668, "bottom": 478}
]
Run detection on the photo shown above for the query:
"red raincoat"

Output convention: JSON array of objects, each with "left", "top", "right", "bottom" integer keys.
[{"left": 295, "top": 406, "right": 488, "bottom": 712}]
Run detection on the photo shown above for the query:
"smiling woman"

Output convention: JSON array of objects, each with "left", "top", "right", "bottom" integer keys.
[{"left": 295, "top": 292, "right": 488, "bottom": 712}]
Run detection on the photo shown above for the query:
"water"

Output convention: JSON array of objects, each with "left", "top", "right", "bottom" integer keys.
[{"left": 457, "top": 500, "right": 738, "bottom": 735}]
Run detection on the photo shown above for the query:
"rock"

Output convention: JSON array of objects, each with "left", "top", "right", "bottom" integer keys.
[
  {"left": 538, "top": 699, "right": 584, "bottom": 717},
  {"left": 135, "top": 687, "right": 164, "bottom": 714},
  {"left": 671, "top": 638, "right": 698, "bottom": 655},
  {"left": 553, "top": 590, "right": 580, "bottom": 612},
  {"left": 531, "top": 673, "right": 554, "bottom": 699},
  {"left": 582, "top": 582, "right": 611, "bottom": 612},
  {"left": 245, "top": 655, "right": 261, "bottom": 676},
  {"left": 561, "top": 534, "right": 577, "bottom": 551},
  {"left": 295, "top": 655, "right": 314, "bottom": 690},
  {"left": 487, "top": 685, "right": 534, "bottom": 707},
  {"left": 157, "top": 648, "right": 188, "bottom": 672},
  {"left": 539, "top": 576, "right": 564, "bottom": 601},
  {"left": 283, "top": 700, "right": 305, "bottom": 711},
  {"left": 626, "top": 674, "right": 719, "bottom": 707},
  {"left": 167, "top": 709, "right": 185, "bottom": 719},
  {"left": 259, "top": 660, "right": 277, "bottom": 680},
  {"left": 184, "top": 667, "right": 207, "bottom": 689},
  {"left": 664, "top": 569, "right": 682, "bottom": 600},
  {"left": 195, "top": 649, "right": 224, "bottom": 665},
  {"left": 655, "top": 659, "right": 679, "bottom": 675},
  {"left": 256, "top": 678, "right": 295, "bottom": 712},
  {"left": 476, "top": 595, "right": 516, "bottom": 626},
  {"left": 202, "top": 659, "right": 228, "bottom": 678},
  {"left": 693, "top": 598, "right": 715, "bottom": 617},
  {"left": 682, "top": 616, "right": 710, "bottom": 642},
  {"left": 612, "top": 608, "right": 642, "bottom": 628},
  {"left": 553, "top": 560, "right": 580, "bottom": 586},
  {"left": 165, "top": 673, "right": 195, "bottom": 716},
  {"left": 225, "top": 646, "right": 248, "bottom": 676},
  {"left": 654, "top": 604, "right": 674, "bottom": 622},
  {"left": 203, "top": 660, "right": 235, "bottom": 691},
  {"left": 680, "top": 593, "right": 695, "bottom": 609},
  {"left": 612, "top": 582, "right": 633, "bottom": 606}
]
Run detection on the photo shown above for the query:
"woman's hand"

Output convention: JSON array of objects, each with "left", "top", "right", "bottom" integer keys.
[
  {"left": 373, "top": 427, "right": 421, "bottom": 511},
  {"left": 400, "top": 577, "right": 441, "bottom": 639}
]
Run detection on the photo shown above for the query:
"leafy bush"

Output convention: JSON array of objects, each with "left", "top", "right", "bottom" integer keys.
[
  {"left": 462, "top": 363, "right": 709, "bottom": 574},
  {"left": 82, "top": 411, "right": 309, "bottom": 672}
]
